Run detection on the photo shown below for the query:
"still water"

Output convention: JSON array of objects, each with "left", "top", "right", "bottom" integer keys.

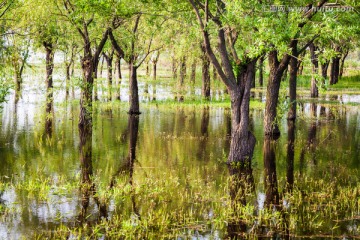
[{"left": 0, "top": 74, "right": 359, "bottom": 239}]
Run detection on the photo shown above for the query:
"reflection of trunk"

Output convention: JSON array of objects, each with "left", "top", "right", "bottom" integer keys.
[
  {"left": 309, "top": 43, "right": 319, "bottom": 98},
  {"left": 339, "top": 50, "right": 349, "bottom": 78},
  {"left": 286, "top": 120, "right": 295, "bottom": 192},
  {"left": 263, "top": 137, "right": 279, "bottom": 206},
  {"left": 200, "top": 44, "right": 210, "bottom": 100},
  {"left": 226, "top": 165, "right": 254, "bottom": 238},
  {"left": 44, "top": 42, "right": 55, "bottom": 136},
  {"left": 299, "top": 103, "right": 318, "bottom": 169},
  {"left": 78, "top": 119, "right": 107, "bottom": 222},
  {"left": 258, "top": 56, "right": 264, "bottom": 87},
  {"left": 129, "top": 63, "right": 140, "bottom": 114},
  {"left": 109, "top": 115, "right": 140, "bottom": 220},
  {"left": 197, "top": 107, "right": 209, "bottom": 160},
  {"left": 178, "top": 56, "right": 186, "bottom": 101},
  {"left": 264, "top": 50, "right": 290, "bottom": 136}
]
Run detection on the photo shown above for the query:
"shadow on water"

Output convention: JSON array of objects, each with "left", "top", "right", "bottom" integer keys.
[{"left": 196, "top": 107, "right": 210, "bottom": 160}]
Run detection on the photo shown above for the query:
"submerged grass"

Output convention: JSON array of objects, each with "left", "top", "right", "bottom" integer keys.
[{"left": 2, "top": 163, "right": 353, "bottom": 239}]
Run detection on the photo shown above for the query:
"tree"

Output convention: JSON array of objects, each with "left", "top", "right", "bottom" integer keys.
[
  {"left": 188, "top": 1, "right": 262, "bottom": 165},
  {"left": 109, "top": 7, "right": 163, "bottom": 114}
]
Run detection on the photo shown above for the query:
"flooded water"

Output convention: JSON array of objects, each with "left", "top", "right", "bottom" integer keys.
[{"left": 0, "top": 73, "right": 359, "bottom": 239}]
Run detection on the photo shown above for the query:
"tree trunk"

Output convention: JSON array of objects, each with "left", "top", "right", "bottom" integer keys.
[
  {"left": 309, "top": 43, "right": 319, "bottom": 98},
  {"left": 321, "top": 60, "right": 329, "bottom": 84},
  {"left": 13, "top": 61, "right": 22, "bottom": 99},
  {"left": 44, "top": 42, "right": 55, "bottom": 136},
  {"left": 212, "top": 64, "right": 218, "bottom": 81},
  {"left": 201, "top": 44, "right": 210, "bottom": 100},
  {"left": 227, "top": 60, "right": 257, "bottom": 165},
  {"left": 129, "top": 63, "right": 140, "bottom": 114},
  {"left": 79, "top": 52, "right": 94, "bottom": 131},
  {"left": 93, "top": 65, "right": 99, "bottom": 101},
  {"left": 178, "top": 56, "right": 186, "bottom": 101},
  {"left": 339, "top": 50, "right": 349, "bottom": 78},
  {"left": 104, "top": 51, "right": 114, "bottom": 102},
  {"left": 258, "top": 56, "right": 264, "bottom": 87},
  {"left": 190, "top": 59, "right": 196, "bottom": 85},
  {"left": 264, "top": 50, "right": 288, "bottom": 136},
  {"left": 288, "top": 54, "right": 298, "bottom": 120},
  {"left": 115, "top": 56, "right": 122, "bottom": 101},
  {"left": 172, "top": 56, "right": 177, "bottom": 80},
  {"left": 152, "top": 57, "right": 158, "bottom": 101},
  {"left": 330, "top": 56, "right": 340, "bottom": 85}
]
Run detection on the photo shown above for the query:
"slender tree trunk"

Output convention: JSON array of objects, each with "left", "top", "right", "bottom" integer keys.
[
  {"left": 190, "top": 59, "right": 196, "bottom": 85},
  {"left": 99, "top": 55, "right": 105, "bottom": 78},
  {"left": 152, "top": 56, "right": 158, "bottom": 101},
  {"left": 201, "top": 44, "right": 210, "bottom": 100},
  {"left": 288, "top": 55, "right": 298, "bottom": 120},
  {"left": 115, "top": 56, "right": 122, "bottom": 101},
  {"left": 44, "top": 42, "right": 55, "bottom": 136},
  {"left": 258, "top": 56, "right": 264, "bottom": 87},
  {"left": 172, "top": 56, "right": 177, "bottom": 80},
  {"left": 66, "top": 63, "right": 71, "bottom": 99},
  {"left": 129, "top": 63, "right": 140, "bottom": 114},
  {"left": 309, "top": 43, "right": 319, "bottom": 98},
  {"left": 178, "top": 56, "right": 186, "bottom": 101},
  {"left": 93, "top": 65, "right": 99, "bottom": 101},
  {"left": 104, "top": 51, "right": 114, "bottom": 102},
  {"left": 339, "top": 50, "right": 349, "bottom": 78}
]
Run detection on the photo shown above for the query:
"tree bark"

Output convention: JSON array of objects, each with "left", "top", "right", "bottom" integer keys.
[
  {"left": 339, "top": 50, "right": 349, "bottom": 78},
  {"left": 201, "top": 44, "right": 210, "bottom": 100},
  {"left": 309, "top": 43, "right": 319, "bottom": 98},
  {"left": 103, "top": 50, "right": 114, "bottom": 102},
  {"left": 288, "top": 54, "right": 298, "bottom": 120},
  {"left": 228, "top": 60, "right": 257, "bottom": 165},
  {"left": 330, "top": 56, "right": 340, "bottom": 85},
  {"left": 129, "top": 63, "right": 140, "bottom": 114},
  {"left": 264, "top": 50, "right": 290, "bottom": 136},
  {"left": 44, "top": 42, "right": 55, "bottom": 136},
  {"left": 258, "top": 56, "right": 264, "bottom": 87},
  {"left": 190, "top": 59, "right": 196, "bottom": 85},
  {"left": 321, "top": 60, "right": 329, "bottom": 84},
  {"left": 178, "top": 56, "right": 186, "bottom": 101},
  {"left": 115, "top": 56, "right": 122, "bottom": 101}
]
